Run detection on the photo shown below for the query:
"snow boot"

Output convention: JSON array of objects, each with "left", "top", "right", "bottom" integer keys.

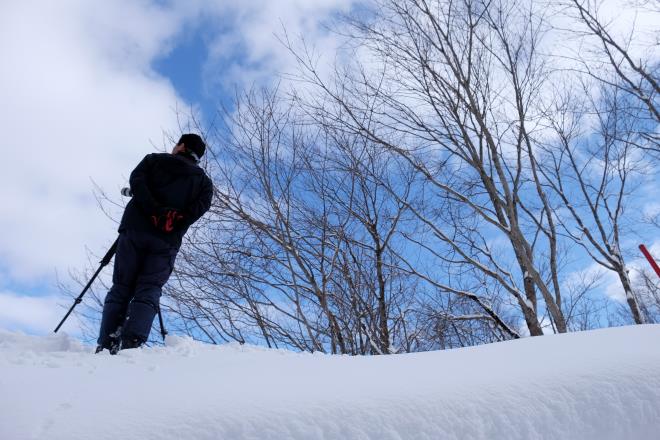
[
  {"left": 120, "top": 338, "right": 143, "bottom": 350},
  {"left": 95, "top": 326, "right": 122, "bottom": 355},
  {"left": 120, "top": 338, "right": 143, "bottom": 351}
]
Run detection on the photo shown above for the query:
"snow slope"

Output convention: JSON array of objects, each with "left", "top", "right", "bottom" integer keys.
[{"left": 1, "top": 325, "right": 659, "bottom": 440}]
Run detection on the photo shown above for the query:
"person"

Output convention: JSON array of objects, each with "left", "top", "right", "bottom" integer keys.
[{"left": 96, "top": 133, "right": 213, "bottom": 354}]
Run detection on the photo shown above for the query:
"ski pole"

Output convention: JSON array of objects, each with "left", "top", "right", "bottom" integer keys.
[
  {"left": 639, "top": 244, "right": 660, "bottom": 279},
  {"left": 157, "top": 305, "right": 168, "bottom": 341},
  {"left": 54, "top": 238, "right": 119, "bottom": 333}
]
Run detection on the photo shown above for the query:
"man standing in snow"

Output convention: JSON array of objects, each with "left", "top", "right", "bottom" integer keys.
[{"left": 97, "top": 134, "right": 213, "bottom": 354}]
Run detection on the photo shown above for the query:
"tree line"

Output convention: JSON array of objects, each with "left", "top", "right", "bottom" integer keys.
[{"left": 76, "top": 0, "right": 659, "bottom": 353}]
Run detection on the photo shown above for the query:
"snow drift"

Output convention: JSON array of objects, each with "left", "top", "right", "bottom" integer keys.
[{"left": 1, "top": 325, "right": 659, "bottom": 440}]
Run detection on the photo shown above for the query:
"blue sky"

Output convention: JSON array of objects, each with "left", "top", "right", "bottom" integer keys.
[
  {"left": 151, "top": 13, "right": 239, "bottom": 117},
  {"left": 155, "top": 26, "right": 210, "bottom": 108},
  {"left": 0, "top": 0, "right": 657, "bottom": 337}
]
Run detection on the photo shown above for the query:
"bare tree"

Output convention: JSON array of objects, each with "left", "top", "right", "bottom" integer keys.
[
  {"left": 539, "top": 77, "right": 651, "bottom": 323},
  {"left": 168, "top": 88, "right": 424, "bottom": 354},
  {"left": 290, "top": 0, "right": 577, "bottom": 336},
  {"left": 635, "top": 268, "right": 660, "bottom": 323},
  {"left": 564, "top": 0, "right": 659, "bottom": 123},
  {"left": 67, "top": 0, "right": 658, "bottom": 352},
  {"left": 556, "top": 0, "right": 660, "bottom": 166}
]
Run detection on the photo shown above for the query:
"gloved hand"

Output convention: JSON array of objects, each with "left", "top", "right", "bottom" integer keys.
[{"left": 151, "top": 207, "right": 184, "bottom": 233}]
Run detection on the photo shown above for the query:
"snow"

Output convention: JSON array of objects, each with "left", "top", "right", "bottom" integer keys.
[{"left": 1, "top": 326, "right": 660, "bottom": 440}]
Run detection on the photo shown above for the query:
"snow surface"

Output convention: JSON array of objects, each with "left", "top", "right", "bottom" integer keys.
[{"left": 1, "top": 325, "right": 659, "bottom": 440}]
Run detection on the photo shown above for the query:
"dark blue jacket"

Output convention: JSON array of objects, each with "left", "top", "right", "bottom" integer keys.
[{"left": 119, "top": 153, "right": 213, "bottom": 247}]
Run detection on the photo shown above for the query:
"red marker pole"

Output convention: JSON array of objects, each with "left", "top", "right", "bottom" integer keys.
[{"left": 639, "top": 244, "right": 660, "bottom": 279}]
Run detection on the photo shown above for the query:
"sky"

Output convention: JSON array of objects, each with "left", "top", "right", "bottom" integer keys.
[
  {"left": 0, "top": 0, "right": 355, "bottom": 335},
  {"left": 0, "top": 0, "right": 657, "bottom": 337}
]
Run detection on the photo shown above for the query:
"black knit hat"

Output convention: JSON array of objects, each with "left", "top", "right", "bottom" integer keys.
[{"left": 178, "top": 133, "right": 206, "bottom": 161}]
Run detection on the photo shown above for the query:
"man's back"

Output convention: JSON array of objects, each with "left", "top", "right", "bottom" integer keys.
[{"left": 119, "top": 152, "right": 213, "bottom": 246}]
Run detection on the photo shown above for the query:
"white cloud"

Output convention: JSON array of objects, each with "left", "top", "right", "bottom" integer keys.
[
  {"left": 200, "top": 0, "right": 355, "bottom": 95},
  {"left": 0, "top": 0, "right": 358, "bottom": 286},
  {"left": 0, "top": 0, "right": 202, "bottom": 283},
  {"left": 0, "top": 0, "right": 358, "bottom": 313},
  {"left": 0, "top": 290, "right": 78, "bottom": 335}
]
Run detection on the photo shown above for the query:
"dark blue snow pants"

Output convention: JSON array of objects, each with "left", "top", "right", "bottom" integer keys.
[{"left": 97, "top": 229, "right": 178, "bottom": 347}]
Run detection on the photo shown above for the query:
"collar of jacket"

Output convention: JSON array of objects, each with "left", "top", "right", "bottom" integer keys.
[{"left": 173, "top": 152, "right": 199, "bottom": 165}]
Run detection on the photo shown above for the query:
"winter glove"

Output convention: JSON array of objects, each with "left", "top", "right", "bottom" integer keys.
[{"left": 151, "top": 207, "right": 184, "bottom": 233}]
